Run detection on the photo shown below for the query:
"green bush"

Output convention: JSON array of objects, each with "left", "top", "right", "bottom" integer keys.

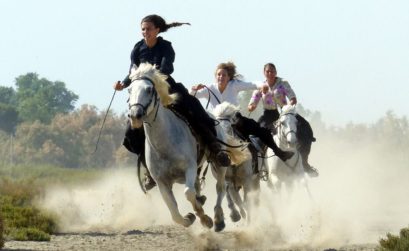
[
  {"left": 0, "top": 212, "right": 4, "bottom": 249},
  {"left": 0, "top": 164, "right": 107, "bottom": 242},
  {"left": 8, "top": 227, "right": 50, "bottom": 241},
  {"left": 378, "top": 226, "right": 409, "bottom": 251}
]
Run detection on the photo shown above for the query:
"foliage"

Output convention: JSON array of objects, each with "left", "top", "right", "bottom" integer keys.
[
  {"left": 0, "top": 165, "right": 107, "bottom": 242},
  {"left": 0, "top": 86, "right": 19, "bottom": 134},
  {"left": 0, "top": 86, "right": 17, "bottom": 105},
  {"left": 0, "top": 211, "right": 3, "bottom": 248},
  {"left": 0, "top": 105, "right": 133, "bottom": 168},
  {"left": 0, "top": 103, "right": 19, "bottom": 134},
  {"left": 0, "top": 178, "right": 57, "bottom": 241},
  {"left": 377, "top": 226, "right": 409, "bottom": 251}
]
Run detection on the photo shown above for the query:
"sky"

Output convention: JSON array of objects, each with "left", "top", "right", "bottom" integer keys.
[{"left": 1, "top": 0, "right": 408, "bottom": 126}]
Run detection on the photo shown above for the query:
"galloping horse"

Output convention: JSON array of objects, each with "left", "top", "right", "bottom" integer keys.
[
  {"left": 263, "top": 105, "right": 308, "bottom": 193},
  {"left": 127, "top": 63, "right": 230, "bottom": 231},
  {"left": 213, "top": 102, "right": 260, "bottom": 223}
]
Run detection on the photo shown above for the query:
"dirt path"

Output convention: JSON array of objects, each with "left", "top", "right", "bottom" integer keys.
[{"left": 3, "top": 224, "right": 378, "bottom": 251}]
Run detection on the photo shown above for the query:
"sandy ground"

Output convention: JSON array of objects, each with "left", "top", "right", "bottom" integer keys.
[
  {"left": 4, "top": 224, "right": 379, "bottom": 251},
  {"left": 3, "top": 127, "right": 409, "bottom": 251}
]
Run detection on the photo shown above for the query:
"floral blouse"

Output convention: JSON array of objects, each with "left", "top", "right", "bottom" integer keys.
[{"left": 249, "top": 77, "right": 296, "bottom": 110}]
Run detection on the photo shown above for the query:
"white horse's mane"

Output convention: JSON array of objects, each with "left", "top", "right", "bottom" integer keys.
[
  {"left": 129, "top": 63, "right": 177, "bottom": 106},
  {"left": 280, "top": 104, "right": 297, "bottom": 115},
  {"left": 213, "top": 102, "right": 240, "bottom": 119}
]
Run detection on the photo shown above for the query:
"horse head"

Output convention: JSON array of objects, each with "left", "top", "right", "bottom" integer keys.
[
  {"left": 277, "top": 105, "right": 298, "bottom": 149},
  {"left": 127, "top": 63, "right": 177, "bottom": 129},
  {"left": 213, "top": 102, "right": 240, "bottom": 137},
  {"left": 213, "top": 102, "right": 251, "bottom": 166}
]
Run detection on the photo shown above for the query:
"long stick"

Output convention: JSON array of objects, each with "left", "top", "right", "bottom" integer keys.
[{"left": 93, "top": 90, "right": 117, "bottom": 154}]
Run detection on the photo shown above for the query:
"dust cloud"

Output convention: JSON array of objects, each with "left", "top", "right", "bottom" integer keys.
[{"left": 37, "top": 129, "right": 409, "bottom": 249}]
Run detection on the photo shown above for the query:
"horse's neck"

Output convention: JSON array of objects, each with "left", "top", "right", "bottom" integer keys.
[
  {"left": 143, "top": 105, "right": 189, "bottom": 147},
  {"left": 273, "top": 125, "right": 287, "bottom": 150}
]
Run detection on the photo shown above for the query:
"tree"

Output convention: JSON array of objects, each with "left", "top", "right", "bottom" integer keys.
[
  {"left": 0, "top": 86, "right": 17, "bottom": 105},
  {"left": 0, "top": 86, "right": 18, "bottom": 133},
  {"left": 15, "top": 73, "right": 79, "bottom": 124},
  {"left": 0, "top": 103, "right": 19, "bottom": 134}
]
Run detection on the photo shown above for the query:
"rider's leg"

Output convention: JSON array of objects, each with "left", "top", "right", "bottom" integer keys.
[
  {"left": 123, "top": 122, "right": 157, "bottom": 189},
  {"left": 167, "top": 80, "right": 231, "bottom": 167},
  {"left": 232, "top": 112, "right": 293, "bottom": 161},
  {"left": 295, "top": 114, "right": 318, "bottom": 177},
  {"left": 258, "top": 109, "right": 279, "bottom": 130}
]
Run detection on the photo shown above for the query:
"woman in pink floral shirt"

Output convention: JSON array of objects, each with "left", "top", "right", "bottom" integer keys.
[{"left": 248, "top": 63, "right": 318, "bottom": 177}]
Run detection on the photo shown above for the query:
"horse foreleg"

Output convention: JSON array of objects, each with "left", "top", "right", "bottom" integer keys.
[
  {"left": 213, "top": 165, "right": 227, "bottom": 232},
  {"left": 226, "top": 183, "right": 241, "bottom": 222},
  {"left": 156, "top": 181, "right": 196, "bottom": 227},
  {"left": 185, "top": 167, "right": 213, "bottom": 229}
]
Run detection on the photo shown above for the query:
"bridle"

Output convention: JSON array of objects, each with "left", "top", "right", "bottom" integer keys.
[
  {"left": 277, "top": 112, "right": 297, "bottom": 142},
  {"left": 128, "top": 76, "right": 160, "bottom": 125}
]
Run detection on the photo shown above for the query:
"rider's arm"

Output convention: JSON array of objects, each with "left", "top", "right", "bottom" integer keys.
[{"left": 248, "top": 89, "right": 262, "bottom": 111}]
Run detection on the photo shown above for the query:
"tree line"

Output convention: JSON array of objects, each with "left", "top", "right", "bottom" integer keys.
[{"left": 1, "top": 73, "right": 408, "bottom": 168}]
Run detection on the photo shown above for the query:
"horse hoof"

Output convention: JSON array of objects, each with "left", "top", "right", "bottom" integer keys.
[
  {"left": 200, "top": 215, "right": 213, "bottom": 229},
  {"left": 196, "top": 195, "right": 207, "bottom": 206},
  {"left": 230, "top": 210, "right": 241, "bottom": 222},
  {"left": 183, "top": 213, "right": 196, "bottom": 227},
  {"left": 214, "top": 221, "right": 225, "bottom": 232}
]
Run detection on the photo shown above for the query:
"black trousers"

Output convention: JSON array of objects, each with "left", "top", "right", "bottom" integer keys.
[{"left": 258, "top": 109, "right": 279, "bottom": 129}]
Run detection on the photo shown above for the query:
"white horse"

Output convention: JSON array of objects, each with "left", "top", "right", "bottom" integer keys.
[
  {"left": 264, "top": 105, "right": 309, "bottom": 194},
  {"left": 127, "top": 63, "right": 233, "bottom": 231},
  {"left": 213, "top": 102, "right": 260, "bottom": 223}
]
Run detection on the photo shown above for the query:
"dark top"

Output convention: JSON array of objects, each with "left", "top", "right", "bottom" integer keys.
[{"left": 123, "top": 36, "right": 175, "bottom": 87}]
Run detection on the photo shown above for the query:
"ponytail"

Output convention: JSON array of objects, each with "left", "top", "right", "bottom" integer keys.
[{"left": 142, "top": 15, "right": 190, "bottom": 33}]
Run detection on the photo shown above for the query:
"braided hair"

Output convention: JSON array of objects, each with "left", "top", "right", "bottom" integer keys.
[{"left": 141, "top": 14, "right": 190, "bottom": 33}]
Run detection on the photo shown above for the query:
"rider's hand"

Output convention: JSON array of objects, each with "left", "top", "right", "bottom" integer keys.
[
  {"left": 191, "top": 84, "right": 205, "bottom": 91},
  {"left": 248, "top": 103, "right": 257, "bottom": 112},
  {"left": 290, "top": 97, "right": 297, "bottom": 106},
  {"left": 113, "top": 81, "right": 124, "bottom": 91},
  {"left": 261, "top": 85, "right": 269, "bottom": 94}
]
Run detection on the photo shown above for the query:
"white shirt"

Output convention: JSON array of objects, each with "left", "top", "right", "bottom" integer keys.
[{"left": 190, "top": 79, "right": 258, "bottom": 109}]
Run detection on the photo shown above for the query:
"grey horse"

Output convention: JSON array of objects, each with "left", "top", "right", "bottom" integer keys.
[
  {"left": 127, "top": 63, "right": 244, "bottom": 231},
  {"left": 212, "top": 102, "right": 261, "bottom": 223}
]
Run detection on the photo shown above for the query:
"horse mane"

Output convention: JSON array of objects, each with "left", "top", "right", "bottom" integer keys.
[
  {"left": 129, "top": 63, "right": 177, "bottom": 106},
  {"left": 213, "top": 102, "right": 240, "bottom": 119},
  {"left": 212, "top": 102, "right": 251, "bottom": 165},
  {"left": 281, "top": 104, "right": 297, "bottom": 115}
]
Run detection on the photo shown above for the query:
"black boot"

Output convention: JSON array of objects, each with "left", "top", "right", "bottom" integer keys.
[
  {"left": 144, "top": 172, "right": 157, "bottom": 190},
  {"left": 300, "top": 148, "right": 318, "bottom": 177},
  {"left": 209, "top": 142, "right": 231, "bottom": 167},
  {"left": 298, "top": 140, "right": 318, "bottom": 177}
]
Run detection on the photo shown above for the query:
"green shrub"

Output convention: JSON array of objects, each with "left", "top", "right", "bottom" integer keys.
[
  {"left": 8, "top": 227, "right": 50, "bottom": 241},
  {"left": 378, "top": 226, "right": 409, "bottom": 251},
  {"left": 0, "top": 164, "right": 107, "bottom": 242},
  {"left": 0, "top": 212, "right": 4, "bottom": 249}
]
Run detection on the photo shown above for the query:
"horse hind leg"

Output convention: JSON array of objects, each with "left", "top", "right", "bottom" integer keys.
[{"left": 157, "top": 181, "right": 196, "bottom": 227}]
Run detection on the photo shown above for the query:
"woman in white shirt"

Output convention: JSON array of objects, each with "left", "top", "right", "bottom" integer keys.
[
  {"left": 190, "top": 62, "right": 293, "bottom": 162},
  {"left": 190, "top": 62, "right": 258, "bottom": 109}
]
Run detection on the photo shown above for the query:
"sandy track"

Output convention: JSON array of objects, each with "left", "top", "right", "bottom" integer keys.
[{"left": 3, "top": 224, "right": 378, "bottom": 251}]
